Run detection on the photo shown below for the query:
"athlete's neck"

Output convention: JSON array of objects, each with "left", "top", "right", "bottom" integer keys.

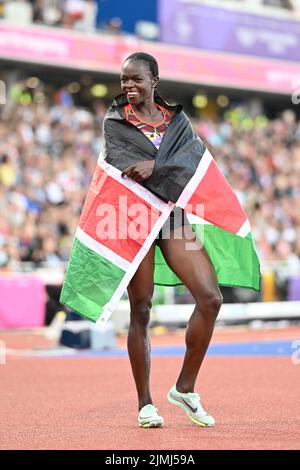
[{"left": 131, "top": 98, "right": 160, "bottom": 120}]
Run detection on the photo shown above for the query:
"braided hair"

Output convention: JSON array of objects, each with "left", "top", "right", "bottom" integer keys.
[{"left": 124, "top": 52, "right": 159, "bottom": 78}]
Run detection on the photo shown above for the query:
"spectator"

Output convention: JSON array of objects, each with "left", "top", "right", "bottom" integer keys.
[{"left": 102, "top": 16, "right": 122, "bottom": 35}]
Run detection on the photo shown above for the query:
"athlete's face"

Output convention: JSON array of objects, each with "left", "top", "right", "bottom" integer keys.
[{"left": 120, "top": 60, "right": 158, "bottom": 105}]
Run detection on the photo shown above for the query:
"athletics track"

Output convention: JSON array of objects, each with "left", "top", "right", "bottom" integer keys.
[{"left": 1, "top": 326, "right": 299, "bottom": 450}]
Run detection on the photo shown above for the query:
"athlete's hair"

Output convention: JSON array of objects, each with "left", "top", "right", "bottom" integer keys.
[{"left": 124, "top": 52, "right": 159, "bottom": 77}]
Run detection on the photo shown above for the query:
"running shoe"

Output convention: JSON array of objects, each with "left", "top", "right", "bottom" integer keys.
[
  {"left": 167, "top": 385, "right": 215, "bottom": 427},
  {"left": 138, "top": 404, "right": 165, "bottom": 428}
]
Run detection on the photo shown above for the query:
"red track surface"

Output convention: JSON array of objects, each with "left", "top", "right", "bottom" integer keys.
[{"left": 1, "top": 327, "right": 300, "bottom": 450}]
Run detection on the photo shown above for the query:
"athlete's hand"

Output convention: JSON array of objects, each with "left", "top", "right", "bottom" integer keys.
[{"left": 121, "top": 161, "right": 155, "bottom": 182}]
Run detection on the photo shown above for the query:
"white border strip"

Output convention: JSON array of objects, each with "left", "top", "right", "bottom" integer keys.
[
  {"left": 176, "top": 148, "right": 213, "bottom": 209},
  {"left": 76, "top": 227, "right": 130, "bottom": 272},
  {"left": 186, "top": 213, "right": 212, "bottom": 225},
  {"left": 98, "top": 156, "right": 167, "bottom": 213},
  {"left": 236, "top": 219, "right": 251, "bottom": 238},
  {"left": 187, "top": 213, "right": 251, "bottom": 238},
  {"left": 97, "top": 201, "right": 175, "bottom": 324}
]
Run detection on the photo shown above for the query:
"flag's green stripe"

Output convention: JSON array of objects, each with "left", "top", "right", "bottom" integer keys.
[
  {"left": 198, "top": 224, "right": 261, "bottom": 291},
  {"left": 154, "top": 246, "right": 183, "bottom": 286},
  {"left": 60, "top": 239, "right": 125, "bottom": 322},
  {"left": 154, "top": 224, "right": 261, "bottom": 291}
]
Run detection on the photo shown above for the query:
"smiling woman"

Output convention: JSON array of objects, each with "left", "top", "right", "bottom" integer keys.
[
  {"left": 120, "top": 52, "right": 159, "bottom": 109},
  {"left": 60, "top": 50, "right": 260, "bottom": 429},
  {"left": 120, "top": 53, "right": 172, "bottom": 155},
  {"left": 102, "top": 52, "right": 223, "bottom": 429}
]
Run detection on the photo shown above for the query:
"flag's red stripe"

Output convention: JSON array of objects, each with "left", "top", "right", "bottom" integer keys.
[
  {"left": 79, "top": 165, "right": 107, "bottom": 228},
  {"left": 79, "top": 166, "right": 160, "bottom": 262},
  {"left": 188, "top": 159, "right": 247, "bottom": 233}
]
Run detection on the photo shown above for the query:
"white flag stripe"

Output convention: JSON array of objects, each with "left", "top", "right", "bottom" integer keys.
[
  {"left": 98, "top": 158, "right": 168, "bottom": 213},
  {"left": 97, "top": 152, "right": 105, "bottom": 163},
  {"left": 236, "top": 219, "right": 251, "bottom": 238},
  {"left": 188, "top": 213, "right": 250, "bottom": 238},
  {"left": 186, "top": 213, "right": 212, "bottom": 225},
  {"left": 76, "top": 227, "right": 130, "bottom": 272},
  {"left": 97, "top": 201, "right": 175, "bottom": 325},
  {"left": 176, "top": 149, "right": 213, "bottom": 209}
]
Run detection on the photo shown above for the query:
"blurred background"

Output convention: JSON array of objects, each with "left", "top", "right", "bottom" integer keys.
[{"left": 0, "top": 0, "right": 300, "bottom": 345}]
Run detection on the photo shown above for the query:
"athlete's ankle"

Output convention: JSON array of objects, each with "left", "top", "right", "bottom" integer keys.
[{"left": 175, "top": 383, "right": 194, "bottom": 394}]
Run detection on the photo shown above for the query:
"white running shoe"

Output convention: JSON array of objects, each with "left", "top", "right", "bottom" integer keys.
[
  {"left": 167, "top": 385, "right": 215, "bottom": 427},
  {"left": 138, "top": 404, "right": 165, "bottom": 428}
]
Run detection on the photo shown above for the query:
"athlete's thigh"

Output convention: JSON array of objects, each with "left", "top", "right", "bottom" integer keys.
[
  {"left": 127, "top": 241, "right": 156, "bottom": 303},
  {"left": 157, "top": 225, "right": 220, "bottom": 298}
]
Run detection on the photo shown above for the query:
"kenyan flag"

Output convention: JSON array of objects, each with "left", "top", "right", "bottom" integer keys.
[{"left": 60, "top": 152, "right": 260, "bottom": 324}]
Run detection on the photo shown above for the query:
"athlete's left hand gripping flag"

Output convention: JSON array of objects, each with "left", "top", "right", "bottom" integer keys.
[{"left": 60, "top": 157, "right": 174, "bottom": 324}]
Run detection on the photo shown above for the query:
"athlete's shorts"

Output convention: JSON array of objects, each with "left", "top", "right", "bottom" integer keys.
[{"left": 157, "top": 207, "right": 190, "bottom": 240}]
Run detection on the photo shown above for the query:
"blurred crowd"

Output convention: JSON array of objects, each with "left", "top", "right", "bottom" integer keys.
[
  {"left": 0, "top": 96, "right": 300, "bottom": 275},
  {"left": 0, "top": 96, "right": 105, "bottom": 270},
  {"left": 0, "top": 0, "right": 123, "bottom": 33},
  {"left": 1, "top": 0, "right": 300, "bottom": 35},
  {"left": 0, "top": 0, "right": 99, "bottom": 30}
]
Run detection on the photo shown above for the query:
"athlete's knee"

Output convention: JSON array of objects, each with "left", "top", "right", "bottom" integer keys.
[
  {"left": 195, "top": 289, "right": 223, "bottom": 319},
  {"left": 130, "top": 297, "right": 152, "bottom": 327}
]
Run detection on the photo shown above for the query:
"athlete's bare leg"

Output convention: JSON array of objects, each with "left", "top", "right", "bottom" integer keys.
[
  {"left": 157, "top": 225, "right": 222, "bottom": 393},
  {"left": 127, "top": 243, "right": 156, "bottom": 410}
]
